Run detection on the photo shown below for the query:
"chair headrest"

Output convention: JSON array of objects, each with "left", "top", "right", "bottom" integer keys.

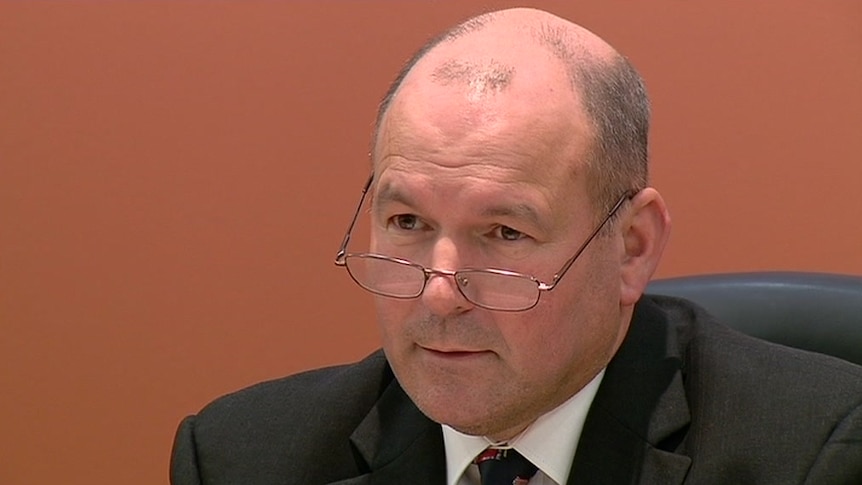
[{"left": 646, "top": 272, "right": 862, "bottom": 365}]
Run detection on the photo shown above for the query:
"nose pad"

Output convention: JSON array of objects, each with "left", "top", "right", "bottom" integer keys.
[
  {"left": 420, "top": 238, "right": 474, "bottom": 315},
  {"left": 421, "top": 271, "right": 474, "bottom": 316}
]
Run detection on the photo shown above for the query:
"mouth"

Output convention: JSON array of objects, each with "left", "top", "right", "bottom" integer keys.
[{"left": 419, "top": 346, "right": 493, "bottom": 360}]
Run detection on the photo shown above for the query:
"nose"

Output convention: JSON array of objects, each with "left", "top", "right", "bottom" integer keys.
[{"left": 421, "top": 239, "right": 474, "bottom": 316}]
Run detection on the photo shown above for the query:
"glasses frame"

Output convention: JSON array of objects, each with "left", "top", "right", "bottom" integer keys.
[{"left": 334, "top": 173, "right": 636, "bottom": 311}]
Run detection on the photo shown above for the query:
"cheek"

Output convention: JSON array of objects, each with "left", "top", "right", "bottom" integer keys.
[
  {"left": 374, "top": 297, "right": 399, "bottom": 331},
  {"left": 519, "top": 305, "right": 584, "bottom": 365},
  {"left": 374, "top": 297, "right": 416, "bottom": 349},
  {"left": 512, "top": 284, "right": 616, "bottom": 378}
]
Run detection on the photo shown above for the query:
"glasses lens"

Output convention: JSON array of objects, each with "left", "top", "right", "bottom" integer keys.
[
  {"left": 456, "top": 270, "right": 540, "bottom": 311},
  {"left": 344, "top": 254, "right": 425, "bottom": 298}
]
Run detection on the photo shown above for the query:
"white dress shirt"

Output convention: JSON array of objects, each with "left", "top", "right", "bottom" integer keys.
[{"left": 442, "top": 369, "right": 605, "bottom": 485}]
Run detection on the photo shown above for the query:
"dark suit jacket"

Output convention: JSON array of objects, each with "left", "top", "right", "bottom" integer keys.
[{"left": 170, "top": 296, "right": 862, "bottom": 484}]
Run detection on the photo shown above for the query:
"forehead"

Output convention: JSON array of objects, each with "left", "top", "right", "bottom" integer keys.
[{"left": 373, "top": 41, "right": 594, "bottom": 211}]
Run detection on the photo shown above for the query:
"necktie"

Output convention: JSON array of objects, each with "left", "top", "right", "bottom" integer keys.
[{"left": 474, "top": 446, "right": 538, "bottom": 485}]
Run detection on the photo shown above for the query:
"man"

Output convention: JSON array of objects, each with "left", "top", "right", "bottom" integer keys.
[{"left": 171, "top": 8, "right": 862, "bottom": 484}]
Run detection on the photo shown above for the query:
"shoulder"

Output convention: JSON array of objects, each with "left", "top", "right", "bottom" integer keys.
[
  {"left": 172, "top": 351, "right": 397, "bottom": 483},
  {"left": 192, "top": 350, "right": 393, "bottom": 445},
  {"left": 641, "top": 295, "right": 862, "bottom": 477},
  {"left": 645, "top": 294, "right": 862, "bottom": 395}
]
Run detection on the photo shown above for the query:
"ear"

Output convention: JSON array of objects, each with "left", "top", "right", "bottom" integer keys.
[{"left": 618, "top": 188, "right": 671, "bottom": 306}]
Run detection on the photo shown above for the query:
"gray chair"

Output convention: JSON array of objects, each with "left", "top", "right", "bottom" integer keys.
[{"left": 646, "top": 272, "right": 862, "bottom": 366}]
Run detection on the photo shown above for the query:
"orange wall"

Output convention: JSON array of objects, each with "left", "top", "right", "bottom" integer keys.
[{"left": 1, "top": 1, "right": 860, "bottom": 484}]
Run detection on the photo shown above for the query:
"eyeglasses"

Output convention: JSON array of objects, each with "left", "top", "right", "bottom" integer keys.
[{"left": 334, "top": 174, "right": 635, "bottom": 312}]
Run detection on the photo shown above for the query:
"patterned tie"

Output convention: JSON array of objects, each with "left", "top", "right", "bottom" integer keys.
[{"left": 474, "top": 446, "right": 538, "bottom": 485}]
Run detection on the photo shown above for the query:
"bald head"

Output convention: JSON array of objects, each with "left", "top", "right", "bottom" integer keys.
[{"left": 372, "top": 8, "right": 650, "bottom": 215}]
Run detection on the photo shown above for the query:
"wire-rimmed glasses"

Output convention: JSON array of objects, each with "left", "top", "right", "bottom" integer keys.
[{"left": 334, "top": 174, "right": 636, "bottom": 312}]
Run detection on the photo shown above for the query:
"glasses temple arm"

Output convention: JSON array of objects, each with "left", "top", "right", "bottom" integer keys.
[
  {"left": 548, "top": 190, "right": 637, "bottom": 287},
  {"left": 335, "top": 173, "right": 374, "bottom": 264}
]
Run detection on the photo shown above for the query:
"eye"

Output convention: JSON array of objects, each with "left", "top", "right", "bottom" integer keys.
[
  {"left": 389, "top": 214, "right": 425, "bottom": 231},
  {"left": 493, "top": 225, "right": 528, "bottom": 241}
]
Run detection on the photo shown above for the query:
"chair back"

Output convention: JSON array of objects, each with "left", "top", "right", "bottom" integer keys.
[{"left": 646, "top": 272, "right": 862, "bottom": 365}]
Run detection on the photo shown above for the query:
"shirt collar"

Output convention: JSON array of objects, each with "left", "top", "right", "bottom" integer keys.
[{"left": 442, "top": 369, "right": 605, "bottom": 485}]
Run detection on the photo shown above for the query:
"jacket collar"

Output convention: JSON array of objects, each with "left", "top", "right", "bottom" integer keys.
[
  {"left": 328, "top": 377, "right": 446, "bottom": 485},
  {"left": 567, "top": 297, "right": 692, "bottom": 484}
]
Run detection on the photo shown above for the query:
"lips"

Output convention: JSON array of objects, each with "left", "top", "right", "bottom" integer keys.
[{"left": 419, "top": 345, "right": 492, "bottom": 359}]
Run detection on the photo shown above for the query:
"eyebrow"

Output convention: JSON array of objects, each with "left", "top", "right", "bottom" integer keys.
[
  {"left": 480, "top": 203, "right": 549, "bottom": 233},
  {"left": 375, "top": 182, "right": 548, "bottom": 231},
  {"left": 373, "top": 183, "right": 416, "bottom": 209}
]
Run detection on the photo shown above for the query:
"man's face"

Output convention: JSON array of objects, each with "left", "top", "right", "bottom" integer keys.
[{"left": 369, "top": 48, "right": 630, "bottom": 441}]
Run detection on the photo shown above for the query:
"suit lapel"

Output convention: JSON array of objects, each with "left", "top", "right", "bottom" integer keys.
[
  {"left": 568, "top": 298, "right": 692, "bottom": 484},
  {"left": 329, "top": 377, "right": 446, "bottom": 485}
]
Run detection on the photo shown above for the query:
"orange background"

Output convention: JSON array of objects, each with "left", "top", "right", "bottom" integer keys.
[{"left": 1, "top": 1, "right": 860, "bottom": 484}]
